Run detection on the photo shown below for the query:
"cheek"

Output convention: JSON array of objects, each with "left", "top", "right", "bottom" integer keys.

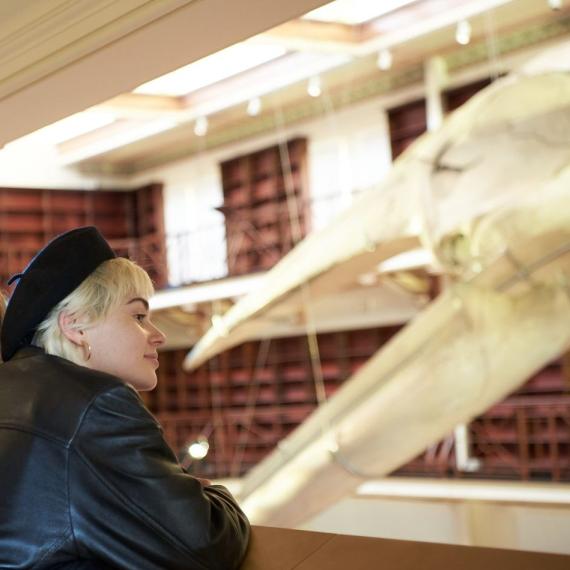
[
  {"left": 88, "top": 320, "right": 140, "bottom": 360},
  {"left": 86, "top": 326, "right": 107, "bottom": 352}
]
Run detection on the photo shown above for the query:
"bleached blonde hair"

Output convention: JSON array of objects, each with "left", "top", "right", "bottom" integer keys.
[{"left": 33, "top": 258, "right": 154, "bottom": 365}]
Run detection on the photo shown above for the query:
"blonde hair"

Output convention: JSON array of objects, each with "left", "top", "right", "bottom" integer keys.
[{"left": 33, "top": 258, "right": 154, "bottom": 365}]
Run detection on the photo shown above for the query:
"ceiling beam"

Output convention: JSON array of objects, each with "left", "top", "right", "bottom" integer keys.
[
  {"left": 259, "top": 19, "right": 362, "bottom": 53},
  {"left": 97, "top": 93, "right": 184, "bottom": 117}
]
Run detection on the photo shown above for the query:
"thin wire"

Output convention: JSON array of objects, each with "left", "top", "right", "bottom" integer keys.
[
  {"left": 230, "top": 338, "right": 271, "bottom": 477},
  {"left": 196, "top": 129, "right": 226, "bottom": 476},
  {"left": 274, "top": 107, "right": 304, "bottom": 246},
  {"left": 498, "top": 241, "right": 570, "bottom": 292},
  {"left": 273, "top": 102, "right": 331, "bottom": 437},
  {"left": 207, "top": 352, "right": 227, "bottom": 475},
  {"left": 483, "top": 9, "right": 502, "bottom": 82},
  {"left": 301, "top": 282, "right": 328, "bottom": 411}
]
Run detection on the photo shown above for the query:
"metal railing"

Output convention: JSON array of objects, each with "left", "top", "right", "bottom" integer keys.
[
  {"left": 164, "top": 189, "right": 368, "bottom": 287},
  {"left": 154, "top": 397, "right": 570, "bottom": 481},
  {"left": 394, "top": 396, "right": 570, "bottom": 482}
]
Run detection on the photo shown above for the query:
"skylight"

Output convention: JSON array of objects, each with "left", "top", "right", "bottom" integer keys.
[
  {"left": 303, "top": 0, "right": 418, "bottom": 25},
  {"left": 134, "top": 42, "right": 287, "bottom": 97}
]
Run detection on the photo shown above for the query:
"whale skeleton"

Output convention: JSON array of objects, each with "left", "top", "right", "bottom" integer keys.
[{"left": 184, "top": 44, "right": 570, "bottom": 526}]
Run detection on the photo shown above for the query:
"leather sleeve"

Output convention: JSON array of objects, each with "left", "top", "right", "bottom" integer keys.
[{"left": 69, "top": 384, "right": 250, "bottom": 570}]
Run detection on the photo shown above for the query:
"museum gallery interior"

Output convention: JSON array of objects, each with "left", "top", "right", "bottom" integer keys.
[{"left": 1, "top": 0, "right": 570, "bottom": 566}]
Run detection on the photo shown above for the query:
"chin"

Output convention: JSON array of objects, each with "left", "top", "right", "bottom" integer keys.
[{"left": 128, "top": 375, "right": 158, "bottom": 392}]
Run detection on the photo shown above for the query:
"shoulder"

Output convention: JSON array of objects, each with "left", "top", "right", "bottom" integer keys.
[
  {"left": 72, "top": 381, "right": 162, "bottom": 454},
  {"left": 5, "top": 346, "right": 123, "bottom": 392},
  {"left": 78, "top": 380, "right": 158, "bottom": 432},
  {"left": 0, "top": 347, "right": 128, "bottom": 445}
]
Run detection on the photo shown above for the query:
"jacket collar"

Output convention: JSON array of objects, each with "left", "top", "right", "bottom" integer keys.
[{"left": 9, "top": 345, "right": 45, "bottom": 361}]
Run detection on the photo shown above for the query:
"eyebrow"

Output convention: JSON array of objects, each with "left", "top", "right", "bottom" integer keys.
[{"left": 127, "top": 297, "right": 149, "bottom": 311}]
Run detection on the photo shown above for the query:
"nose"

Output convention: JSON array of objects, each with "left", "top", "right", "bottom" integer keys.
[{"left": 149, "top": 321, "right": 166, "bottom": 347}]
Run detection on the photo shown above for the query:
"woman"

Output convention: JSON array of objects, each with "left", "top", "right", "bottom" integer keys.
[{"left": 0, "top": 227, "right": 250, "bottom": 569}]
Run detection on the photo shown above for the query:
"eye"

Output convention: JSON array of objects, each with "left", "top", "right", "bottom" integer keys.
[{"left": 135, "top": 313, "right": 147, "bottom": 323}]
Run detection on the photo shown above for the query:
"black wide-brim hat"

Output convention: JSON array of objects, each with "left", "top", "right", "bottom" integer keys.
[{"left": 1, "top": 226, "right": 116, "bottom": 362}]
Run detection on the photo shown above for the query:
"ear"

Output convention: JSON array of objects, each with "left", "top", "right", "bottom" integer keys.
[{"left": 58, "top": 312, "right": 85, "bottom": 347}]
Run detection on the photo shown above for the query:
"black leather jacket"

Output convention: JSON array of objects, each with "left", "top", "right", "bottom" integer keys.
[{"left": 0, "top": 347, "right": 250, "bottom": 569}]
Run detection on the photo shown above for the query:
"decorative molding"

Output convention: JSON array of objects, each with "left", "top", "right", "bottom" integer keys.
[{"left": 444, "top": 14, "right": 570, "bottom": 71}]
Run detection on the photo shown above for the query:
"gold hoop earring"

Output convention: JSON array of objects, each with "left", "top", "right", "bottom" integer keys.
[{"left": 82, "top": 342, "right": 92, "bottom": 362}]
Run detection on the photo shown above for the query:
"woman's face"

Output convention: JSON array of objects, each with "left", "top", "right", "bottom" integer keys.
[{"left": 83, "top": 296, "right": 166, "bottom": 391}]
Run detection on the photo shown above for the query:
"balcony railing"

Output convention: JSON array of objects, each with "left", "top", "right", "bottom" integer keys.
[
  {"left": 164, "top": 190, "right": 368, "bottom": 286},
  {"left": 153, "top": 395, "right": 570, "bottom": 481},
  {"left": 394, "top": 396, "right": 570, "bottom": 482}
]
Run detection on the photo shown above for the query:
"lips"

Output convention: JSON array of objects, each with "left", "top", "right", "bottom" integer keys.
[{"left": 144, "top": 354, "right": 159, "bottom": 367}]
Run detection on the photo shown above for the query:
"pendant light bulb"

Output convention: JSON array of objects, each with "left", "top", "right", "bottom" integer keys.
[
  {"left": 188, "top": 437, "right": 209, "bottom": 460},
  {"left": 307, "top": 76, "right": 322, "bottom": 98},
  {"left": 247, "top": 97, "right": 262, "bottom": 116},
  {"left": 376, "top": 49, "right": 393, "bottom": 71},
  {"left": 455, "top": 20, "right": 471, "bottom": 45},
  {"left": 194, "top": 116, "right": 209, "bottom": 137}
]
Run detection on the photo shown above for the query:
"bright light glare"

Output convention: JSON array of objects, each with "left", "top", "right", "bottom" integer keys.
[
  {"left": 303, "top": 0, "right": 416, "bottom": 25},
  {"left": 188, "top": 438, "right": 209, "bottom": 460},
  {"left": 135, "top": 43, "right": 287, "bottom": 97}
]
